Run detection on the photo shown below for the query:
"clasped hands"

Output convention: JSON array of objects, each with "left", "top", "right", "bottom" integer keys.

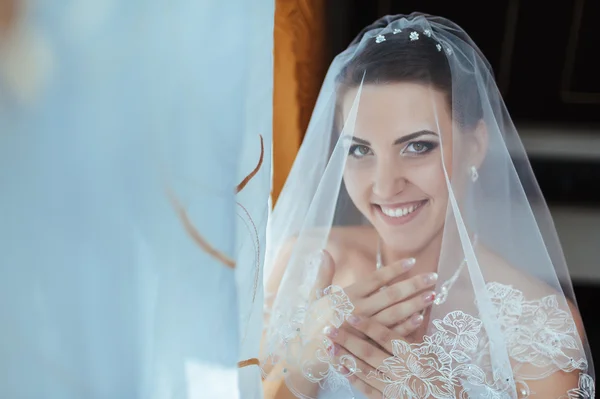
[{"left": 308, "top": 250, "right": 438, "bottom": 398}]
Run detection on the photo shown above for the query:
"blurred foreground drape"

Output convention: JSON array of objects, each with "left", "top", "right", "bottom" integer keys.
[
  {"left": 0, "top": 1, "right": 273, "bottom": 398},
  {"left": 271, "top": 0, "right": 328, "bottom": 205},
  {"left": 262, "top": 1, "right": 327, "bottom": 398}
]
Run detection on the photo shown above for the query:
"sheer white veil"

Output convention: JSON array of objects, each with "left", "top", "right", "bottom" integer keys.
[{"left": 261, "top": 13, "right": 594, "bottom": 399}]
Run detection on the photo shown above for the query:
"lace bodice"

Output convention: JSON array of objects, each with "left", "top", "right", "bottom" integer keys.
[{"left": 266, "top": 282, "right": 594, "bottom": 399}]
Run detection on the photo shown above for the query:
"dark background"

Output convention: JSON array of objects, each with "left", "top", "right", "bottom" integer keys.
[{"left": 326, "top": 0, "right": 600, "bottom": 124}]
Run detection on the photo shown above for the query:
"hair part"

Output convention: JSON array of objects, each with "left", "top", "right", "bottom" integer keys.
[{"left": 336, "top": 27, "right": 482, "bottom": 129}]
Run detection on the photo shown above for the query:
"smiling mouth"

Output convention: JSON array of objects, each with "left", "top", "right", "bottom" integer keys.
[{"left": 375, "top": 200, "right": 428, "bottom": 218}]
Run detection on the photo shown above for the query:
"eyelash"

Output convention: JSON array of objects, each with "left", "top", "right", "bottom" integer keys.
[
  {"left": 348, "top": 141, "right": 438, "bottom": 159},
  {"left": 348, "top": 144, "right": 373, "bottom": 158},
  {"left": 403, "top": 141, "right": 438, "bottom": 155}
]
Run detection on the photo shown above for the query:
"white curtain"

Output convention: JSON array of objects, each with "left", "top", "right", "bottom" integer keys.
[
  {"left": 235, "top": 3, "right": 274, "bottom": 399},
  {"left": 0, "top": 1, "right": 274, "bottom": 398}
]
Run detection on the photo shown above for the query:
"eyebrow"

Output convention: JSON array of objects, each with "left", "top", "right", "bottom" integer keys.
[{"left": 348, "top": 130, "right": 439, "bottom": 146}]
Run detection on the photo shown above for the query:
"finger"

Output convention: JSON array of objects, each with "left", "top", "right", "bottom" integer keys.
[
  {"left": 325, "top": 324, "right": 389, "bottom": 369},
  {"left": 358, "top": 272, "right": 438, "bottom": 315},
  {"left": 346, "top": 257, "right": 415, "bottom": 298},
  {"left": 307, "top": 250, "right": 335, "bottom": 302},
  {"left": 341, "top": 365, "right": 382, "bottom": 399},
  {"left": 335, "top": 346, "right": 387, "bottom": 394},
  {"left": 373, "top": 290, "right": 435, "bottom": 327},
  {"left": 339, "top": 323, "right": 369, "bottom": 341},
  {"left": 393, "top": 312, "right": 425, "bottom": 336},
  {"left": 346, "top": 314, "right": 403, "bottom": 354},
  {"left": 337, "top": 325, "right": 390, "bottom": 358}
]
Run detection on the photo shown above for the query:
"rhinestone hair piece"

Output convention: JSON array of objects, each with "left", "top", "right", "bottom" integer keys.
[{"left": 372, "top": 28, "right": 453, "bottom": 56}]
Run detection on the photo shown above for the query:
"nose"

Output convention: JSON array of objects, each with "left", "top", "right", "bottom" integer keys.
[{"left": 372, "top": 161, "right": 406, "bottom": 200}]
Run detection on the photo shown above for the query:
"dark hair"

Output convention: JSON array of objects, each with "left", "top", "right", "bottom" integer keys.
[{"left": 336, "top": 14, "right": 483, "bottom": 129}]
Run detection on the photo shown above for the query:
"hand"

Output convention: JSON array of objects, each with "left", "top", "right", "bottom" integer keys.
[
  {"left": 275, "top": 248, "right": 436, "bottom": 396},
  {"left": 305, "top": 249, "right": 436, "bottom": 342},
  {"left": 327, "top": 316, "right": 409, "bottom": 399},
  {"left": 290, "top": 250, "right": 436, "bottom": 371}
]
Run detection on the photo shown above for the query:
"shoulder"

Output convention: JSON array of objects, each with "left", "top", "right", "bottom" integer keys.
[
  {"left": 480, "top": 246, "right": 587, "bottom": 351},
  {"left": 477, "top": 248, "right": 590, "bottom": 395},
  {"left": 327, "top": 225, "right": 377, "bottom": 261},
  {"left": 480, "top": 247, "right": 568, "bottom": 298},
  {"left": 265, "top": 225, "right": 376, "bottom": 291}
]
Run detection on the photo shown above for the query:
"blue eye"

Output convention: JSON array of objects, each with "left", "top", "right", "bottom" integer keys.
[{"left": 349, "top": 144, "right": 372, "bottom": 158}]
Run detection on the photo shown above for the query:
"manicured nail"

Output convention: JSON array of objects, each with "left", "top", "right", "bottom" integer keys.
[
  {"left": 341, "top": 356, "right": 356, "bottom": 371},
  {"left": 330, "top": 343, "right": 340, "bottom": 356},
  {"left": 411, "top": 313, "right": 424, "bottom": 326},
  {"left": 423, "top": 291, "right": 436, "bottom": 303},
  {"left": 339, "top": 365, "right": 351, "bottom": 377},
  {"left": 402, "top": 258, "right": 416, "bottom": 269},
  {"left": 323, "top": 326, "right": 338, "bottom": 338},
  {"left": 308, "top": 250, "right": 326, "bottom": 268},
  {"left": 423, "top": 273, "right": 438, "bottom": 284},
  {"left": 323, "top": 337, "right": 333, "bottom": 352},
  {"left": 348, "top": 315, "right": 362, "bottom": 326}
]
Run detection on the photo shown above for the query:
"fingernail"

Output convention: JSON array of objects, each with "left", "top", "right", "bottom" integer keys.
[
  {"left": 423, "top": 273, "right": 438, "bottom": 284},
  {"left": 402, "top": 258, "right": 416, "bottom": 269},
  {"left": 330, "top": 343, "right": 340, "bottom": 356},
  {"left": 423, "top": 291, "right": 436, "bottom": 303},
  {"left": 308, "top": 250, "right": 326, "bottom": 268},
  {"left": 323, "top": 326, "right": 339, "bottom": 338},
  {"left": 411, "top": 313, "right": 424, "bottom": 326},
  {"left": 341, "top": 357, "right": 357, "bottom": 372},
  {"left": 323, "top": 337, "right": 333, "bottom": 352},
  {"left": 348, "top": 315, "right": 362, "bottom": 326},
  {"left": 315, "top": 288, "right": 324, "bottom": 299}
]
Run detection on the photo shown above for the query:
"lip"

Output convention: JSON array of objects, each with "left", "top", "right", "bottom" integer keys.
[{"left": 373, "top": 200, "right": 428, "bottom": 226}]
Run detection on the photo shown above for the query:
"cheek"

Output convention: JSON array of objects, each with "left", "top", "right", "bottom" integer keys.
[
  {"left": 343, "top": 167, "right": 371, "bottom": 203},
  {"left": 414, "top": 163, "right": 448, "bottom": 198}
]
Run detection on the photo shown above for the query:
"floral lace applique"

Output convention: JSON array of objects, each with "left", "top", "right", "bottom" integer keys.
[
  {"left": 296, "top": 285, "right": 358, "bottom": 394},
  {"left": 366, "top": 282, "right": 593, "bottom": 398},
  {"left": 562, "top": 372, "right": 595, "bottom": 399},
  {"left": 266, "top": 285, "right": 359, "bottom": 396},
  {"left": 369, "top": 311, "right": 511, "bottom": 398},
  {"left": 320, "top": 285, "right": 355, "bottom": 328},
  {"left": 486, "top": 283, "right": 587, "bottom": 375}
]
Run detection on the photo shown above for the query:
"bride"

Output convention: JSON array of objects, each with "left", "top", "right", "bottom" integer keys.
[{"left": 260, "top": 13, "right": 594, "bottom": 399}]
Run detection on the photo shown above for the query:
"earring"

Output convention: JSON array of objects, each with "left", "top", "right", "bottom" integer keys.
[{"left": 470, "top": 166, "right": 479, "bottom": 182}]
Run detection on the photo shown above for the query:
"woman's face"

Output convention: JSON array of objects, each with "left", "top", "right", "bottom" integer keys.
[{"left": 341, "top": 82, "right": 470, "bottom": 253}]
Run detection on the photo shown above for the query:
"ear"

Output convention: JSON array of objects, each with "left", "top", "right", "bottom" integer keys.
[{"left": 470, "top": 119, "right": 488, "bottom": 170}]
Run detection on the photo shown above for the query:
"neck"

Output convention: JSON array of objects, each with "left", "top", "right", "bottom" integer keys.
[{"left": 380, "top": 230, "right": 444, "bottom": 277}]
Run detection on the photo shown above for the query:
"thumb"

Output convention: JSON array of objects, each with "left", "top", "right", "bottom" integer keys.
[{"left": 308, "top": 249, "right": 335, "bottom": 303}]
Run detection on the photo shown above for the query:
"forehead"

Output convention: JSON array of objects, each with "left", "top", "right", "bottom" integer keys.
[{"left": 341, "top": 82, "right": 450, "bottom": 137}]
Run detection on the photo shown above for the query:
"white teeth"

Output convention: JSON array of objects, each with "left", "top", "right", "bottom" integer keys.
[{"left": 380, "top": 203, "right": 421, "bottom": 218}]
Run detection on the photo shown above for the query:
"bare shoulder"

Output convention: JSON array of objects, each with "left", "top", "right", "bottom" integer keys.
[
  {"left": 480, "top": 247, "right": 586, "bottom": 338},
  {"left": 479, "top": 247, "right": 589, "bottom": 395},
  {"left": 265, "top": 225, "right": 377, "bottom": 291},
  {"left": 481, "top": 247, "right": 569, "bottom": 298},
  {"left": 326, "top": 225, "right": 377, "bottom": 262}
]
